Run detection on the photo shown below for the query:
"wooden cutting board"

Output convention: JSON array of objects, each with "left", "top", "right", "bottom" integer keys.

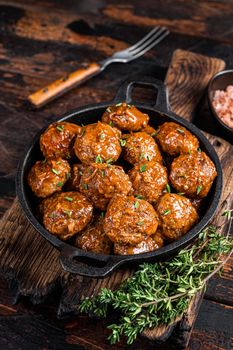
[{"left": 0, "top": 49, "right": 232, "bottom": 348}]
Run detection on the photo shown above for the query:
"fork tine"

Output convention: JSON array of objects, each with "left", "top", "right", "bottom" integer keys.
[
  {"left": 130, "top": 29, "right": 169, "bottom": 60},
  {"left": 130, "top": 27, "right": 168, "bottom": 55},
  {"left": 127, "top": 27, "right": 161, "bottom": 52}
]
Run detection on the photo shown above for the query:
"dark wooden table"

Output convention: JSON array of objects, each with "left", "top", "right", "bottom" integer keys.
[{"left": 0, "top": 1, "right": 232, "bottom": 349}]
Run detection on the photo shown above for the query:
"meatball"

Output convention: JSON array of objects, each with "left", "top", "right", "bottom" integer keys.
[
  {"left": 79, "top": 163, "right": 132, "bottom": 210},
  {"left": 170, "top": 151, "right": 217, "bottom": 198},
  {"left": 28, "top": 158, "right": 71, "bottom": 198},
  {"left": 104, "top": 194, "right": 159, "bottom": 245},
  {"left": 122, "top": 132, "right": 163, "bottom": 165},
  {"left": 74, "top": 121, "right": 121, "bottom": 164},
  {"left": 156, "top": 122, "right": 199, "bottom": 156},
  {"left": 102, "top": 102, "right": 149, "bottom": 131},
  {"left": 128, "top": 160, "right": 168, "bottom": 204},
  {"left": 114, "top": 232, "right": 164, "bottom": 255},
  {"left": 75, "top": 215, "right": 112, "bottom": 254},
  {"left": 40, "top": 122, "right": 81, "bottom": 159},
  {"left": 156, "top": 193, "right": 199, "bottom": 241},
  {"left": 65, "top": 163, "right": 86, "bottom": 191},
  {"left": 42, "top": 192, "right": 93, "bottom": 240}
]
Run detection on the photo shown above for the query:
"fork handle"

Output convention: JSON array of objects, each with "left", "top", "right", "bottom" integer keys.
[{"left": 28, "top": 62, "right": 101, "bottom": 108}]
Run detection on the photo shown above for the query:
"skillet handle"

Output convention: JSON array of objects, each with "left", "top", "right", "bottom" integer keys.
[
  {"left": 59, "top": 247, "right": 122, "bottom": 278},
  {"left": 113, "top": 76, "right": 170, "bottom": 112}
]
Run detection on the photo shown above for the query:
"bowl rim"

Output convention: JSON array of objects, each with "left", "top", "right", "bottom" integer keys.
[{"left": 208, "top": 69, "right": 233, "bottom": 134}]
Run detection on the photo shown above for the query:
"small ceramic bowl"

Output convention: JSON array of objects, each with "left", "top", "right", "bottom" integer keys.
[{"left": 208, "top": 70, "right": 233, "bottom": 142}]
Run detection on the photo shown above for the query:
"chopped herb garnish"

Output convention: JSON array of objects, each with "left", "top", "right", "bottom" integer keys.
[
  {"left": 152, "top": 128, "right": 160, "bottom": 137},
  {"left": 100, "top": 212, "right": 105, "bottom": 218},
  {"left": 42, "top": 159, "right": 47, "bottom": 164},
  {"left": 83, "top": 184, "right": 88, "bottom": 190},
  {"left": 134, "top": 201, "right": 139, "bottom": 209},
  {"left": 81, "top": 129, "right": 86, "bottom": 137},
  {"left": 109, "top": 121, "right": 113, "bottom": 127},
  {"left": 96, "top": 154, "right": 103, "bottom": 164},
  {"left": 177, "top": 192, "right": 185, "bottom": 196},
  {"left": 66, "top": 172, "right": 71, "bottom": 179},
  {"left": 52, "top": 168, "right": 60, "bottom": 175},
  {"left": 65, "top": 197, "right": 73, "bottom": 202},
  {"left": 78, "top": 170, "right": 83, "bottom": 176},
  {"left": 177, "top": 128, "right": 184, "bottom": 134},
  {"left": 127, "top": 104, "right": 132, "bottom": 108},
  {"left": 166, "top": 184, "right": 171, "bottom": 193},
  {"left": 140, "top": 164, "right": 147, "bottom": 173},
  {"left": 106, "top": 158, "right": 112, "bottom": 166},
  {"left": 101, "top": 170, "right": 105, "bottom": 177},
  {"left": 56, "top": 161, "right": 61, "bottom": 165},
  {"left": 106, "top": 107, "right": 111, "bottom": 113},
  {"left": 56, "top": 125, "right": 64, "bottom": 132},
  {"left": 120, "top": 139, "right": 127, "bottom": 147},
  {"left": 163, "top": 209, "right": 171, "bottom": 216},
  {"left": 115, "top": 103, "right": 122, "bottom": 107},
  {"left": 137, "top": 221, "right": 144, "bottom": 226},
  {"left": 197, "top": 148, "right": 202, "bottom": 152},
  {"left": 66, "top": 152, "right": 71, "bottom": 159},
  {"left": 99, "top": 133, "right": 105, "bottom": 140},
  {"left": 140, "top": 153, "right": 145, "bottom": 160},
  {"left": 56, "top": 182, "right": 63, "bottom": 187},
  {"left": 196, "top": 185, "right": 202, "bottom": 195},
  {"left": 81, "top": 123, "right": 85, "bottom": 127},
  {"left": 146, "top": 155, "right": 152, "bottom": 161},
  {"left": 64, "top": 210, "right": 72, "bottom": 218},
  {"left": 136, "top": 195, "right": 145, "bottom": 199},
  {"left": 188, "top": 149, "right": 192, "bottom": 155}
]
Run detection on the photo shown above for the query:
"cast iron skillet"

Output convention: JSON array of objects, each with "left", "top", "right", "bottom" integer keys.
[{"left": 16, "top": 77, "right": 222, "bottom": 278}]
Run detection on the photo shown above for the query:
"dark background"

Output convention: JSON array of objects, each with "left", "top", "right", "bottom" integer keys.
[{"left": 0, "top": 1, "right": 232, "bottom": 349}]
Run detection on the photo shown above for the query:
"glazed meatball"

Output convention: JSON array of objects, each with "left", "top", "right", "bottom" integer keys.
[
  {"left": 75, "top": 215, "right": 112, "bottom": 254},
  {"left": 65, "top": 164, "right": 86, "bottom": 191},
  {"left": 102, "top": 102, "right": 149, "bottom": 131},
  {"left": 156, "top": 193, "right": 199, "bottom": 241},
  {"left": 74, "top": 121, "right": 121, "bottom": 164},
  {"left": 40, "top": 122, "right": 81, "bottom": 159},
  {"left": 104, "top": 194, "right": 159, "bottom": 245},
  {"left": 122, "top": 132, "right": 163, "bottom": 165},
  {"left": 156, "top": 122, "right": 199, "bottom": 156},
  {"left": 42, "top": 192, "right": 93, "bottom": 240},
  {"left": 79, "top": 163, "right": 132, "bottom": 210},
  {"left": 114, "top": 232, "right": 164, "bottom": 255},
  {"left": 28, "top": 158, "right": 71, "bottom": 198},
  {"left": 170, "top": 151, "right": 217, "bottom": 198},
  {"left": 128, "top": 160, "right": 168, "bottom": 204}
]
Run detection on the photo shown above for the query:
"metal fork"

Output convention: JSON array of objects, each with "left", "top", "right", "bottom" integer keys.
[{"left": 28, "top": 27, "right": 169, "bottom": 108}]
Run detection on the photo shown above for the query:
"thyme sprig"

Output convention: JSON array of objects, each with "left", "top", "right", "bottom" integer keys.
[{"left": 79, "top": 219, "right": 232, "bottom": 345}]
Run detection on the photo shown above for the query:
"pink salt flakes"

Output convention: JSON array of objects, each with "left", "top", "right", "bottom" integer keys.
[{"left": 212, "top": 85, "right": 233, "bottom": 129}]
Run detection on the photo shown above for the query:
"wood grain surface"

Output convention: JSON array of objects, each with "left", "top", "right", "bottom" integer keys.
[{"left": 0, "top": 1, "right": 233, "bottom": 349}]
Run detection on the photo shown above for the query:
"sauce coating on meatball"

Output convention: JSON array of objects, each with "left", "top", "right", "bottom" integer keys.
[
  {"left": 28, "top": 157, "right": 71, "bottom": 198},
  {"left": 42, "top": 192, "right": 93, "bottom": 240},
  {"left": 122, "top": 132, "right": 163, "bottom": 165},
  {"left": 169, "top": 151, "right": 217, "bottom": 198},
  {"left": 156, "top": 193, "right": 199, "bottom": 241},
  {"left": 104, "top": 194, "right": 159, "bottom": 245},
  {"left": 156, "top": 122, "right": 199, "bottom": 156},
  {"left": 75, "top": 215, "right": 112, "bottom": 254},
  {"left": 114, "top": 232, "right": 164, "bottom": 255},
  {"left": 79, "top": 163, "right": 132, "bottom": 210},
  {"left": 40, "top": 122, "right": 81, "bottom": 159},
  {"left": 128, "top": 160, "right": 168, "bottom": 204},
  {"left": 74, "top": 121, "right": 121, "bottom": 164},
  {"left": 102, "top": 102, "right": 149, "bottom": 131},
  {"left": 65, "top": 163, "right": 86, "bottom": 191}
]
